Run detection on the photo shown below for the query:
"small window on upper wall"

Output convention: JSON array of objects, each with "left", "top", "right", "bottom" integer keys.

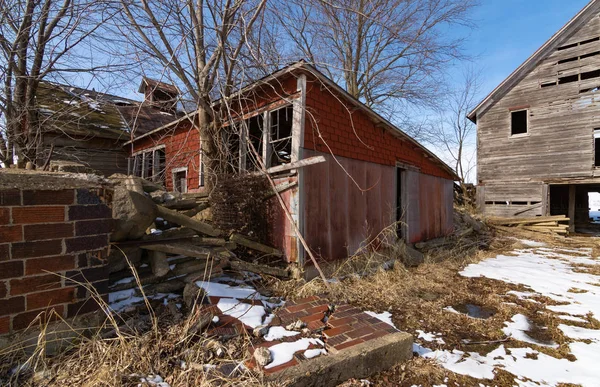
[{"left": 511, "top": 110, "right": 528, "bottom": 136}]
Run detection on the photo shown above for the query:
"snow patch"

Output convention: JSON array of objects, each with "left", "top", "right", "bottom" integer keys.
[
  {"left": 365, "top": 311, "right": 397, "bottom": 329},
  {"left": 264, "top": 326, "right": 300, "bottom": 341},
  {"left": 266, "top": 338, "right": 324, "bottom": 369}
]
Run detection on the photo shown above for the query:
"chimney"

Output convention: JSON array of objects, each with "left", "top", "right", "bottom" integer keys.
[{"left": 139, "top": 77, "right": 179, "bottom": 113}]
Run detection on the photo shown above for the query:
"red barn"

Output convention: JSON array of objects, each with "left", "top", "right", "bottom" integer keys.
[{"left": 125, "top": 62, "right": 458, "bottom": 266}]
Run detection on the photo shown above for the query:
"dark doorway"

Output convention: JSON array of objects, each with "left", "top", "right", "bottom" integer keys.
[{"left": 396, "top": 167, "right": 405, "bottom": 239}]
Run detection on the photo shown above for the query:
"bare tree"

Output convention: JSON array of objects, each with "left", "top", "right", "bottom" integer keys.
[
  {"left": 117, "top": 0, "right": 268, "bottom": 188},
  {"left": 0, "top": 0, "right": 117, "bottom": 167},
  {"left": 271, "top": 0, "right": 476, "bottom": 137},
  {"left": 429, "top": 68, "right": 479, "bottom": 188}
]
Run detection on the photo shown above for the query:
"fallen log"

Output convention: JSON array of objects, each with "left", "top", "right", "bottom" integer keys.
[
  {"left": 229, "top": 233, "right": 283, "bottom": 256},
  {"left": 184, "top": 267, "right": 224, "bottom": 283},
  {"left": 157, "top": 205, "right": 221, "bottom": 237},
  {"left": 263, "top": 181, "right": 298, "bottom": 200},
  {"left": 142, "top": 243, "right": 214, "bottom": 259},
  {"left": 229, "top": 259, "right": 289, "bottom": 278},
  {"left": 252, "top": 156, "right": 326, "bottom": 176},
  {"left": 163, "top": 199, "right": 199, "bottom": 211},
  {"left": 182, "top": 203, "right": 210, "bottom": 218}
]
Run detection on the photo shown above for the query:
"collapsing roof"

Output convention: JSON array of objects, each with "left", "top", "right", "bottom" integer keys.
[
  {"left": 468, "top": 0, "right": 600, "bottom": 123},
  {"left": 35, "top": 82, "right": 183, "bottom": 141}
]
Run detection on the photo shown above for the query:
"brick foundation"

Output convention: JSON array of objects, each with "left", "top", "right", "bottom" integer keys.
[{"left": 0, "top": 186, "right": 112, "bottom": 335}]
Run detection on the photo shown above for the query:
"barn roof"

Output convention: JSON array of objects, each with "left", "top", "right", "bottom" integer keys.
[
  {"left": 125, "top": 61, "right": 458, "bottom": 180},
  {"left": 467, "top": 0, "right": 600, "bottom": 123},
  {"left": 36, "top": 82, "right": 181, "bottom": 141}
]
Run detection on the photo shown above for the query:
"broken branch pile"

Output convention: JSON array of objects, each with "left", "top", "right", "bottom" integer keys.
[
  {"left": 487, "top": 215, "right": 570, "bottom": 235},
  {"left": 107, "top": 174, "right": 293, "bottom": 306}
]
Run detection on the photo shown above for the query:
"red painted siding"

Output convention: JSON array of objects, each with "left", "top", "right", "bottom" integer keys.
[
  {"left": 129, "top": 122, "right": 201, "bottom": 192},
  {"left": 303, "top": 78, "right": 455, "bottom": 181}
]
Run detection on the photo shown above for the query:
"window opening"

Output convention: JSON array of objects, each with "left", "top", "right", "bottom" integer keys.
[
  {"left": 594, "top": 129, "right": 600, "bottom": 167},
  {"left": 511, "top": 110, "right": 528, "bottom": 136},
  {"left": 173, "top": 169, "right": 187, "bottom": 193},
  {"left": 269, "top": 105, "right": 293, "bottom": 166},
  {"left": 245, "top": 114, "right": 264, "bottom": 170}
]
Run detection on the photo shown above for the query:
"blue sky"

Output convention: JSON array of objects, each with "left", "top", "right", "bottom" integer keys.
[{"left": 464, "top": 0, "right": 590, "bottom": 100}]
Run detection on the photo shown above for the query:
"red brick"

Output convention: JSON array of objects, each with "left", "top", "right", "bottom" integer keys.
[
  {"left": 302, "top": 312, "right": 325, "bottom": 323},
  {"left": 24, "top": 223, "right": 73, "bottom": 241},
  {"left": 12, "top": 305, "right": 64, "bottom": 331},
  {"left": 12, "top": 206, "right": 65, "bottom": 224},
  {"left": 285, "top": 303, "right": 308, "bottom": 313},
  {"left": 26, "top": 255, "right": 76, "bottom": 275},
  {"left": 329, "top": 316, "right": 356, "bottom": 327},
  {"left": 0, "top": 225, "right": 22, "bottom": 243},
  {"left": 10, "top": 274, "right": 62, "bottom": 295},
  {"left": 0, "top": 208, "right": 10, "bottom": 224},
  {"left": 346, "top": 326, "right": 375, "bottom": 339},
  {"left": 0, "top": 280, "right": 6, "bottom": 298},
  {"left": 0, "top": 189, "right": 21, "bottom": 206},
  {"left": 75, "top": 219, "right": 113, "bottom": 236},
  {"left": 22, "top": 190, "right": 74, "bottom": 206},
  {"left": 26, "top": 287, "right": 75, "bottom": 310},
  {"left": 334, "top": 338, "right": 365, "bottom": 351},
  {"left": 65, "top": 235, "right": 108, "bottom": 253},
  {"left": 0, "top": 243, "right": 10, "bottom": 261},
  {"left": 0, "top": 296, "right": 25, "bottom": 315},
  {"left": 263, "top": 358, "right": 298, "bottom": 375},
  {"left": 0, "top": 260, "right": 23, "bottom": 279},
  {"left": 0, "top": 316, "right": 9, "bottom": 334},
  {"left": 361, "top": 330, "right": 390, "bottom": 342},
  {"left": 68, "top": 205, "right": 111, "bottom": 221},
  {"left": 324, "top": 324, "right": 353, "bottom": 337},
  {"left": 11, "top": 239, "right": 63, "bottom": 258},
  {"left": 306, "top": 304, "right": 329, "bottom": 315}
]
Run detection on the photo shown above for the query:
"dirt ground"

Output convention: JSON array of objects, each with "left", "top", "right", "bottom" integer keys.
[
  {"left": 3, "top": 223, "right": 599, "bottom": 386},
  {"left": 270, "top": 230, "right": 600, "bottom": 387}
]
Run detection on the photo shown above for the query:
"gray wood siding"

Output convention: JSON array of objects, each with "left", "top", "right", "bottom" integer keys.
[{"left": 478, "top": 15, "right": 600, "bottom": 186}]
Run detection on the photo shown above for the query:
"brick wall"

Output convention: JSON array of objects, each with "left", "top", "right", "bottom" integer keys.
[{"left": 0, "top": 187, "right": 112, "bottom": 335}]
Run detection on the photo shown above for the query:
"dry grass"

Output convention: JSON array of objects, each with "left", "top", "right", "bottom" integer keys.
[
  {"left": 0, "top": 265, "right": 272, "bottom": 387},
  {"left": 269, "top": 225, "right": 600, "bottom": 386}
]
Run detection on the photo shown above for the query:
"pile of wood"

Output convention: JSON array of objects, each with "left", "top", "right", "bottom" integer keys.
[{"left": 487, "top": 215, "right": 570, "bottom": 235}]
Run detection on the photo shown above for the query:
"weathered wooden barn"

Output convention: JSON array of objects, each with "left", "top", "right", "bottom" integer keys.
[
  {"left": 128, "top": 62, "right": 457, "bottom": 265},
  {"left": 34, "top": 79, "right": 180, "bottom": 176},
  {"left": 469, "top": 0, "right": 600, "bottom": 231}
]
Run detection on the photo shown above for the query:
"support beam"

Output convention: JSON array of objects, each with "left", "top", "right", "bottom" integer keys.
[{"left": 568, "top": 184, "right": 576, "bottom": 233}]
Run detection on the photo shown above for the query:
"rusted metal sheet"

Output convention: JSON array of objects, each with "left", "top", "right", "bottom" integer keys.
[
  {"left": 266, "top": 176, "right": 299, "bottom": 263},
  {"left": 271, "top": 151, "right": 454, "bottom": 264},
  {"left": 302, "top": 149, "right": 395, "bottom": 262}
]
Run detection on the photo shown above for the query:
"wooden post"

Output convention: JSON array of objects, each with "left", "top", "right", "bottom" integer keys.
[{"left": 568, "top": 184, "right": 576, "bottom": 233}]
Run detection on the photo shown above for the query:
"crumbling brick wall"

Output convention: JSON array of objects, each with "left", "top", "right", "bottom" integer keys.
[{"left": 0, "top": 186, "right": 112, "bottom": 335}]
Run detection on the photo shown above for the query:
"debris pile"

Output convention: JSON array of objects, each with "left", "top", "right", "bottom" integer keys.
[
  {"left": 106, "top": 174, "right": 292, "bottom": 313},
  {"left": 487, "top": 215, "right": 570, "bottom": 236}
]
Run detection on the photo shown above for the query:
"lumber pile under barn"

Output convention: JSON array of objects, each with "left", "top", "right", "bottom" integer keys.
[{"left": 487, "top": 215, "right": 570, "bottom": 235}]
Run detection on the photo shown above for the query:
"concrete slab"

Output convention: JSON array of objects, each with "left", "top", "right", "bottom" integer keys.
[{"left": 266, "top": 331, "right": 413, "bottom": 387}]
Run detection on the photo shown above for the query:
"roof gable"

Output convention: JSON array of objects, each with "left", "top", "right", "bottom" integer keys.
[{"left": 468, "top": 0, "right": 600, "bottom": 123}]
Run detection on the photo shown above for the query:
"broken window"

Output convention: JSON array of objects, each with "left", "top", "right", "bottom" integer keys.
[
  {"left": 269, "top": 105, "right": 293, "bottom": 166},
  {"left": 245, "top": 114, "right": 264, "bottom": 170},
  {"left": 132, "top": 154, "right": 142, "bottom": 177},
  {"left": 594, "top": 129, "right": 600, "bottom": 167},
  {"left": 153, "top": 148, "right": 166, "bottom": 185},
  {"left": 511, "top": 110, "right": 528, "bottom": 136}
]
